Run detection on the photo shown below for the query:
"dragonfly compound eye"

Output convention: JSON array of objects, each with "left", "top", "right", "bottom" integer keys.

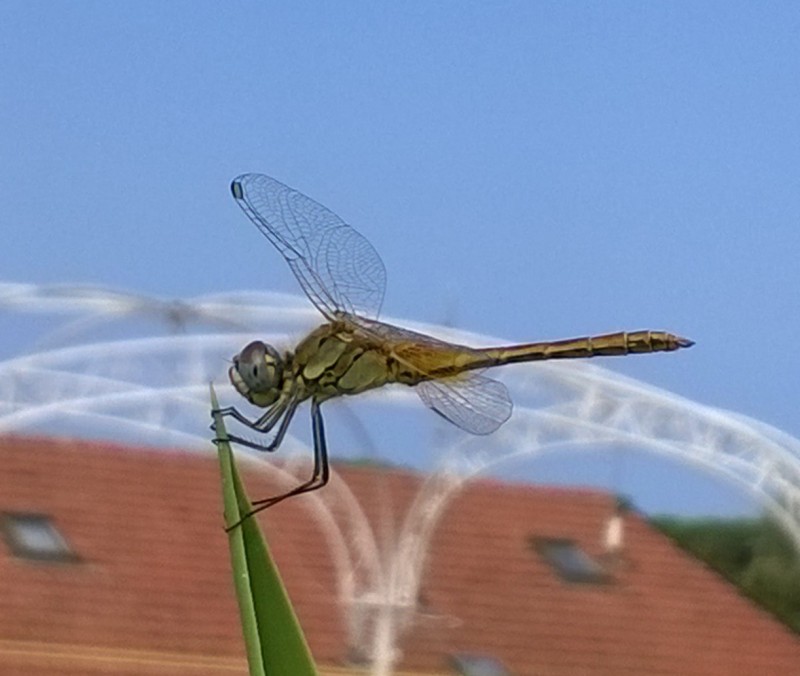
[{"left": 230, "top": 341, "right": 284, "bottom": 403}]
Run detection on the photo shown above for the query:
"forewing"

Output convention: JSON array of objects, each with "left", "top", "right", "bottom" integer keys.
[
  {"left": 417, "top": 373, "right": 513, "bottom": 435},
  {"left": 231, "top": 174, "right": 387, "bottom": 319}
]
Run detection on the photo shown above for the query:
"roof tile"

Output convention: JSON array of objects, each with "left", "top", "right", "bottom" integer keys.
[{"left": 0, "top": 435, "right": 798, "bottom": 675}]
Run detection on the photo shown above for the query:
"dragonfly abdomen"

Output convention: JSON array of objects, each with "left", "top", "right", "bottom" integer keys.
[{"left": 479, "top": 330, "right": 694, "bottom": 367}]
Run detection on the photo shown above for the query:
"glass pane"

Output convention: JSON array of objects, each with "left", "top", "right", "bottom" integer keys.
[
  {"left": 533, "top": 537, "right": 608, "bottom": 583},
  {"left": 1, "top": 513, "right": 77, "bottom": 561},
  {"left": 451, "top": 653, "right": 510, "bottom": 676}
]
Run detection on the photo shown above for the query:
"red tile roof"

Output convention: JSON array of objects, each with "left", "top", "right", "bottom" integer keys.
[{"left": 0, "top": 434, "right": 798, "bottom": 675}]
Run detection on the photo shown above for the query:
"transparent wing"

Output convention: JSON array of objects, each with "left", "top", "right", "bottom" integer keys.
[
  {"left": 349, "top": 315, "right": 479, "bottom": 350},
  {"left": 417, "top": 374, "right": 513, "bottom": 435},
  {"left": 231, "top": 173, "right": 387, "bottom": 320},
  {"left": 349, "top": 316, "right": 512, "bottom": 434}
]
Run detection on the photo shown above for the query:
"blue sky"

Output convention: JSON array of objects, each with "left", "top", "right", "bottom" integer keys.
[{"left": 2, "top": 2, "right": 800, "bottom": 516}]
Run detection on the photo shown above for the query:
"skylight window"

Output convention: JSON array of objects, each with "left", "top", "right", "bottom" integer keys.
[
  {"left": 1, "top": 512, "right": 79, "bottom": 562},
  {"left": 450, "top": 653, "right": 511, "bottom": 676},
  {"left": 532, "top": 537, "right": 608, "bottom": 584}
]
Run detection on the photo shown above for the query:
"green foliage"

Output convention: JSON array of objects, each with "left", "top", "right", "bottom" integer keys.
[
  {"left": 652, "top": 515, "right": 800, "bottom": 633},
  {"left": 211, "top": 386, "right": 318, "bottom": 676}
]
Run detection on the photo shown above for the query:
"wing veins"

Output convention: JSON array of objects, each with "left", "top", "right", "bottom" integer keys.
[{"left": 231, "top": 173, "right": 386, "bottom": 319}]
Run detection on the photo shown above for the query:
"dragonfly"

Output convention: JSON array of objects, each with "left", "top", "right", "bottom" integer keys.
[{"left": 215, "top": 173, "right": 693, "bottom": 523}]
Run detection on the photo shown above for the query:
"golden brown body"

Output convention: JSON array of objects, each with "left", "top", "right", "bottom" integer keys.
[
  {"left": 233, "top": 320, "right": 692, "bottom": 409},
  {"left": 217, "top": 172, "right": 694, "bottom": 524}
]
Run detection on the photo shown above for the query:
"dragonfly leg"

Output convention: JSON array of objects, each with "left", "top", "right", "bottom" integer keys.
[
  {"left": 213, "top": 397, "right": 299, "bottom": 453},
  {"left": 213, "top": 396, "right": 286, "bottom": 432},
  {"left": 211, "top": 393, "right": 295, "bottom": 452},
  {"left": 225, "top": 399, "right": 330, "bottom": 531}
]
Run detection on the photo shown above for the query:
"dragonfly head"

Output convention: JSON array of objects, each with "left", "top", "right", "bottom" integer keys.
[{"left": 229, "top": 340, "right": 284, "bottom": 407}]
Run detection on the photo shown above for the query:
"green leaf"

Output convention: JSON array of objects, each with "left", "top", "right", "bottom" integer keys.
[{"left": 211, "top": 385, "right": 318, "bottom": 676}]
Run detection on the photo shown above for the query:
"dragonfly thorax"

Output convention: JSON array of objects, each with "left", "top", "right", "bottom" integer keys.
[{"left": 229, "top": 340, "right": 285, "bottom": 407}]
